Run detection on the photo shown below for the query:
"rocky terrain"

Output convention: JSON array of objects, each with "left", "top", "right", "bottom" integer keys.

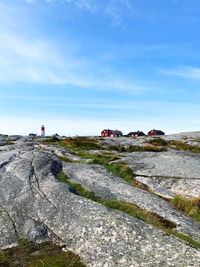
[{"left": 0, "top": 133, "right": 200, "bottom": 266}]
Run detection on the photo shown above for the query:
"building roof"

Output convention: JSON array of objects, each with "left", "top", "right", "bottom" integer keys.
[
  {"left": 148, "top": 129, "right": 165, "bottom": 135},
  {"left": 128, "top": 131, "right": 145, "bottom": 136}
]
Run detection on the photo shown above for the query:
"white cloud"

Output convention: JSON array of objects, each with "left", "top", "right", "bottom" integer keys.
[
  {"left": 104, "top": 0, "right": 132, "bottom": 27},
  {"left": 0, "top": 0, "right": 148, "bottom": 95},
  {"left": 0, "top": 29, "right": 149, "bottom": 94},
  {"left": 0, "top": 28, "right": 90, "bottom": 86},
  {"left": 160, "top": 66, "right": 200, "bottom": 80},
  {"left": 64, "top": 0, "right": 98, "bottom": 12},
  {"left": 24, "top": 0, "right": 132, "bottom": 26}
]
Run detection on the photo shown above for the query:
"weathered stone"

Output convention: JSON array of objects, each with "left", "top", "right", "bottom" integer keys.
[
  {"left": 62, "top": 162, "right": 200, "bottom": 243},
  {"left": 38, "top": 143, "right": 82, "bottom": 161},
  {"left": 120, "top": 151, "right": 200, "bottom": 198},
  {"left": 0, "top": 135, "right": 200, "bottom": 266}
]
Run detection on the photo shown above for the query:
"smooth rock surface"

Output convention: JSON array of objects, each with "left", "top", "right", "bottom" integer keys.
[
  {"left": 120, "top": 151, "right": 200, "bottom": 198},
  {"left": 63, "top": 162, "right": 200, "bottom": 243},
  {"left": 0, "top": 134, "right": 200, "bottom": 266}
]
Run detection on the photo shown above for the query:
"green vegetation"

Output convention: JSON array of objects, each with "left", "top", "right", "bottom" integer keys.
[
  {"left": 148, "top": 138, "right": 169, "bottom": 147},
  {"left": 101, "top": 199, "right": 176, "bottom": 229},
  {"left": 43, "top": 136, "right": 200, "bottom": 155},
  {"left": 0, "top": 250, "right": 10, "bottom": 266},
  {"left": 43, "top": 136, "right": 167, "bottom": 154},
  {"left": 108, "top": 144, "right": 167, "bottom": 152},
  {"left": 172, "top": 195, "right": 200, "bottom": 223},
  {"left": 57, "top": 171, "right": 175, "bottom": 230},
  {"left": 90, "top": 155, "right": 134, "bottom": 184},
  {"left": 44, "top": 136, "right": 200, "bottom": 249},
  {"left": 58, "top": 156, "right": 74, "bottom": 163},
  {"left": 172, "top": 232, "right": 200, "bottom": 250},
  {"left": 57, "top": 171, "right": 200, "bottom": 249},
  {"left": 44, "top": 137, "right": 104, "bottom": 151},
  {"left": 170, "top": 141, "right": 200, "bottom": 153},
  {"left": 57, "top": 171, "right": 98, "bottom": 201},
  {"left": 0, "top": 239, "right": 86, "bottom": 267},
  {"left": 83, "top": 153, "right": 149, "bottom": 190}
]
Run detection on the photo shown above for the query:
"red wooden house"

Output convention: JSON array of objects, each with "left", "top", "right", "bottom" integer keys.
[
  {"left": 127, "top": 131, "right": 145, "bottom": 137},
  {"left": 148, "top": 129, "right": 165, "bottom": 136},
  {"left": 101, "top": 129, "right": 123, "bottom": 137}
]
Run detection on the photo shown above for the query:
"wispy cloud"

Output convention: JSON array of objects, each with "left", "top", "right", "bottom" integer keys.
[
  {"left": 24, "top": 0, "right": 132, "bottom": 26},
  {"left": 0, "top": 31, "right": 150, "bottom": 94},
  {"left": 0, "top": 0, "right": 151, "bottom": 95},
  {"left": 103, "top": 0, "right": 131, "bottom": 26},
  {"left": 160, "top": 66, "right": 200, "bottom": 80},
  {"left": 0, "top": 2, "right": 148, "bottom": 94},
  {"left": 64, "top": 0, "right": 98, "bottom": 12},
  {"left": 0, "top": 31, "right": 88, "bottom": 85}
]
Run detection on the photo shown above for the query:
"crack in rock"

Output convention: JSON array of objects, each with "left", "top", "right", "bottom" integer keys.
[
  {"left": 0, "top": 204, "right": 19, "bottom": 239},
  {"left": 29, "top": 152, "right": 58, "bottom": 209}
]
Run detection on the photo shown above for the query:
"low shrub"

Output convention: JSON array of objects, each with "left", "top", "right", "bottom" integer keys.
[
  {"left": 44, "top": 137, "right": 104, "bottom": 151},
  {"left": 59, "top": 156, "right": 74, "bottom": 163},
  {"left": 101, "top": 200, "right": 176, "bottom": 230},
  {"left": 172, "top": 195, "right": 200, "bottom": 222},
  {"left": 170, "top": 141, "right": 200, "bottom": 153},
  {"left": 108, "top": 145, "right": 167, "bottom": 153},
  {"left": 79, "top": 153, "right": 150, "bottom": 190},
  {"left": 171, "top": 232, "right": 200, "bottom": 250},
  {"left": 148, "top": 138, "right": 169, "bottom": 147},
  {"left": 86, "top": 154, "right": 134, "bottom": 185},
  {"left": 57, "top": 171, "right": 98, "bottom": 201},
  {"left": 0, "top": 240, "right": 86, "bottom": 267}
]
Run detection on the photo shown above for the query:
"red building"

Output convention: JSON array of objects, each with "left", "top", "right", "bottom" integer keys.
[
  {"left": 127, "top": 131, "right": 145, "bottom": 137},
  {"left": 148, "top": 129, "right": 165, "bottom": 136},
  {"left": 101, "top": 129, "right": 123, "bottom": 137}
]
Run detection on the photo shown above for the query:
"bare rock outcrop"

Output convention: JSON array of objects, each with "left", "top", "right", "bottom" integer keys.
[
  {"left": 120, "top": 151, "right": 200, "bottom": 199},
  {"left": 63, "top": 162, "right": 200, "bottom": 243},
  {"left": 0, "top": 135, "right": 200, "bottom": 266}
]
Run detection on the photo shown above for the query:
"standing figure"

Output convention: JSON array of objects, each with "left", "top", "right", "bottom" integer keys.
[{"left": 41, "top": 125, "right": 45, "bottom": 137}]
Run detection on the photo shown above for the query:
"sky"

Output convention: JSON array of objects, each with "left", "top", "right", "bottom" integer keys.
[{"left": 0, "top": 0, "right": 200, "bottom": 136}]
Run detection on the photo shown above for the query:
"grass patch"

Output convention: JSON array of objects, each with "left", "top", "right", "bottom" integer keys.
[
  {"left": 108, "top": 145, "right": 167, "bottom": 152},
  {"left": 148, "top": 138, "right": 169, "bottom": 147},
  {"left": 172, "top": 232, "right": 200, "bottom": 250},
  {"left": 0, "top": 250, "right": 10, "bottom": 266},
  {"left": 84, "top": 154, "right": 135, "bottom": 185},
  {"left": 43, "top": 136, "right": 167, "bottom": 155},
  {"left": 171, "top": 195, "right": 200, "bottom": 223},
  {"left": 86, "top": 155, "right": 150, "bottom": 192},
  {"left": 43, "top": 137, "right": 104, "bottom": 151},
  {"left": 57, "top": 171, "right": 200, "bottom": 250},
  {"left": 59, "top": 156, "right": 74, "bottom": 163},
  {"left": 57, "top": 171, "right": 98, "bottom": 201},
  {"left": 78, "top": 153, "right": 149, "bottom": 190},
  {"left": 101, "top": 199, "right": 176, "bottom": 230},
  {"left": 170, "top": 141, "right": 200, "bottom": 153},
  {"left": 57, "top": 171, "right": 175, "bottom": 230},
  {"left": 104, "top": 162, "right": 134, "bottom": 184},
  {"left": 0, "top": 239, "right": 86, "bottom": 267}
]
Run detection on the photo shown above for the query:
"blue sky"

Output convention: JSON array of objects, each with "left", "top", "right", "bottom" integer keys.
[{"left": 0, "top": 0, "right": 200, "bottom": 135}]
